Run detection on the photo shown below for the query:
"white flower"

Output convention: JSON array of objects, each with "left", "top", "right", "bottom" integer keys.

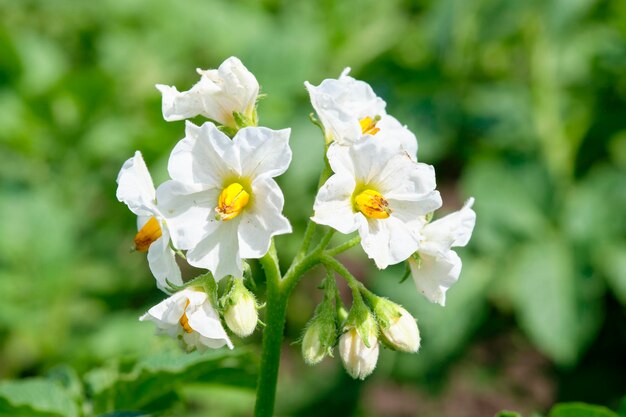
[
  {"left": 156, "top": 56, "right": 259, "bottom": 128},
  {"left": 339, "top": 326, "right": 379, "bottom": 380},
  {"left": 116, "top": 151, "right": 182, "bottom": 292},
  {"left": 157, "top": 121, "right": 292, "bottom": 280},
  {"left": 312, "top": 137, "right": 441, "bottom": 268},
  {"left": 408, "top": 198, "right": 476, "bottom": 306},
  {"left": 140, "top": 287, "right": 233, "bottom": 351},
  {"left": 305, "top": 68, "right": 417, "bottom": 159}
]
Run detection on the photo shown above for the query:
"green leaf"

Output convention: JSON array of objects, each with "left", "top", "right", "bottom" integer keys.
[
  {"left": 86, "top": 349, "right": 257, "bottom": 415},
  {"left": 0, "top": 378, "right": 79, "bottom": 417},
  {"left": 548, "top": 403, "right": 618, "bottom": 417},
  {"left": 508, "top": 239, "right": 580, "bottom": 365},
  {"left": 595, "top": 242, "right": 626, "bottom": 306}
]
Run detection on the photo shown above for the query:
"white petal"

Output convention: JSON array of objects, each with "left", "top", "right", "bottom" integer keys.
[
  {"left": 147, "top": 229, "right": 182, "bottom": 293},
  {"left": 312, "top": 173, "right": 359, "bottom": 234},
  {"left": 234, "top": 127, "right": 292, "bottom": 179},
  {"left": 376, "top": 115, "right": 418, "bottom": 161},
  {"left": 116, "top": 151, "right": 156, "bottom": 216},
  {"left": 325, "top": 143, "right": 356, "bottom": 176},
  {"left": 359, "top": 216, "right": 419, "bottom": 269},
  {"left": 187, "top": 219, "right": 243, "bottom": 280},
  {"left": 409, "top": 250, "right": 462, "bottom": 306},
  {"left": 168, "top": 121, "right": 236, "bottom": 186},
  {"left": 379, "top": 161, "right": 438, "bottom": 202},
  {"left": 156, "top": 180, "right": 217, "bottom": 250},
  {"left": 187, "top": 302, "right": 233, "bottom": 349},
  {"left": 238, "top": 178, "right": 292, "bottom": 259},
  {"left": 348, "top": 136, "right": 404, "bottom": 185},
  {"left": 422, "top": 198, "right": 476, "bottom": 255},
  {"left": 140, "top": 291, "right": 188, "bottom": 327}
]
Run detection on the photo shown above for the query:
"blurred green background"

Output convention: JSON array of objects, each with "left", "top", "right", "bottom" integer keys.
[{"left": 1, "top": 0, "right": 625, "bottom": 416}]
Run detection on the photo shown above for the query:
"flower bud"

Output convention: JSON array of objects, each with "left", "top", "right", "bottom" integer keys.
[
  {"left": 221, "top": 279, "right": 258, "bottom": 338},
  {"left": 301, "top": 318, "right": 336, "bottom": 365},
  {"left": 371, "top": 297, "right": 420, "bottom": 353},
  {"left": 339, "top": 312, "right": 379, "bottom": 380}
]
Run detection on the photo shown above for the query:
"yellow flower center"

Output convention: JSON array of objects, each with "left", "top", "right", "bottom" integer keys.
[
  {"left": 216, "top": 182, "right": 250, "bottom": 221},
  {"left": 134, "top": 216, "right": 162, "bottom": 252},
  {"left": 359, "top": 116, "right": 380, "bottom": 135},
  {"left": 179, "top": 299, "right": 193, "bottom": 333},
  {"left": 354, "top": 189, "right": 391, "bottom": 219}
]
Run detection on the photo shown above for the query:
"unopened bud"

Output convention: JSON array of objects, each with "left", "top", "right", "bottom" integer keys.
[
  {"left": 301, "top": 318, "right": 336, "bottom": 365},
  {"left": 371, "top": 297, "right": 420, "bottom": 353},
  {"left": 339, "top": 312, "right": 379, "bottom": 380},
  {"left": 222, "top": 279, "right": 258, "bottom": 337}
]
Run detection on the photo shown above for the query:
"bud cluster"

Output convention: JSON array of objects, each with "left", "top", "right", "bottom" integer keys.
[{"left": 300, "top": 275, "right": 420, "bottom": 380}]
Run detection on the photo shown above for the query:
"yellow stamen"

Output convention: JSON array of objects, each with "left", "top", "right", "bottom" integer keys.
[
  {"left": 134, "top": 216, "right": 162, "bottom": 252},
  {"left": 359, "top": 116, "right": 380, "bottom": 135},
  {"left": 354, "top": 189, "right": 391, "bottom": 219},
  {"left": 179, "top": 299, "right": 193, "bottom": 333},
  {"left": 216, "top": 182, "right": 250, "bottom": 221}
]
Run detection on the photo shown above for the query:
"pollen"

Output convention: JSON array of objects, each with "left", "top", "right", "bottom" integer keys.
[
  {"left": 359, "top": 116, "right": 380, "bottom": 135},
  {"left": 179, "top": 299, "right": 193, "bottom": 333},
  {"left": 354, "top": 189, "right": 392, "bottom": 219},
  {"left": 216, "top": 182, "right": 250, "bottom": 221},
  {"left": 134, "top": 216, "right": 162, "bottom": 252}
]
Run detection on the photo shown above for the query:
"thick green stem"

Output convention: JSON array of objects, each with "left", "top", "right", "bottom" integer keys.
[
  {"left": 255, "top": 249, "right": 285, "bottom": 417},
  {"left": 253, "top": 142, "right": 340, "bottom": 416},
  {"left": 254, "top": 237, "right": 333, "bottom": 416}
]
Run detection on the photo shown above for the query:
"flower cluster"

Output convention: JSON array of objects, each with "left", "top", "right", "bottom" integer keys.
[
  {"left": 302, "top": 68, "right": 476, "bottom": 378},
  {"left": 116, "top": 58, "right": 475, "bottom": 378},
  {"left": 117, "top": 57, "right": 273, "bottom": 350}
]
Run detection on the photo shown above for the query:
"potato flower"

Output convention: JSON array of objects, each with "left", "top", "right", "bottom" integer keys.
[
  {"left": 157, "top": 56, "right": 259, "bottom": 129},
  {"left": 116, "top": 151, "right": 182, "bottom": 292},
  {"left": 157, "top": 121, "right": 292, "bottom": 280},
  {"left": 140, "top": 287, "right": 233, "bottom": 351},
  {"left": 305, "top": 68, "right": 417, "bottom": 159},
  {"left": 312, "top": 136, "right": 441, "bottom": 268},
  {"left": 408, "top": 198, "right": 476, "bottom": 306}
]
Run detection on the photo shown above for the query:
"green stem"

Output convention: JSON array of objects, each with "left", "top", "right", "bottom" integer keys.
[
  {"left": 255, "top": 248, "right": 284, "bottom": 417},
  {"left": 325, "top": 236, "right": 361, "bottom": 257},
  {"left": 254, "top": 107, "right": 337, "bottom": 417}
]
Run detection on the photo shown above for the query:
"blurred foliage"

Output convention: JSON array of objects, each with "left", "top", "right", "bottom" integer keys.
[{"left": 0, "top": 0, "right": 625, "bottom": 416}]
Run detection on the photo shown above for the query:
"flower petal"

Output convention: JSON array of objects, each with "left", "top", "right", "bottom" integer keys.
[
  {"left": 168, "top": 121, "right": 236, "bottom": 187},
  {"left": 234, "top": 127, "right": 292, "bottom": 179},
  {"left": 156, "top": 180, "right": 217, "bottom": 250},
  {"left": 139, "top": 291, "right": 188, "bottom": 327},
  {"left": 312, "top": 173, "right": 359, "bottom": 234},
  {"left": 187, "top": 302, "right": 233, "bottom": 349},
  {"left": 359, "top": 216, "right": 419, "bottom": 269},
  {"left": 116, "top": 151, "right": 156, "bottom": 216},
  {"left": 147, "top": 228, "right": 183, "bottom": 292},
  {"left": 186, "top": 219, "right": 243, "bottom": 280},
  {"left": 422, "top": 198, "right": 476, "bottom": 255},
  {"left": 409, "top": 250, "right": 462, "bottom": 306},
  {"left": 376, "top": 115, "right": 418, "bottom": 161},
  {"left": 238, "top": 178, "right": 292, "bottom": 259}
]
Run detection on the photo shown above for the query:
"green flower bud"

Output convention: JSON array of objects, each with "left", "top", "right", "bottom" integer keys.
[
  {"left": 301, "top": 316, "right": 336, "bottom": 365},
  {"left": 371, "top": 297, "right": 420, "bottom": 353},
  {"left": 221, "top": 278, "right": 258, "bottom": 338}
]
